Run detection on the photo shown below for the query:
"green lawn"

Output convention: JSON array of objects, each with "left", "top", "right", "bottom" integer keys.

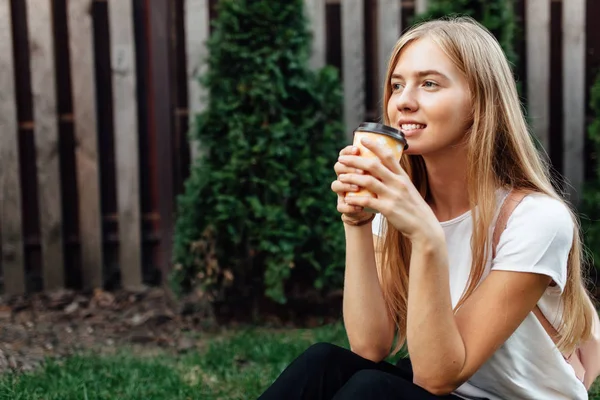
[{"left": 0, "top": 323, "right": 597, "bottom": 399}]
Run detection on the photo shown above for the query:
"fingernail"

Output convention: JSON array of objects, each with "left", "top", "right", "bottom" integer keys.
[
  {"left": 350, "top": 185, "right": 359, "bottom": 190},
  {"left": 351, "top": 146, "right": 358, "bottom": 153},
  {"left": 362, "top": 137, "right": 371, "bottom": 144}
]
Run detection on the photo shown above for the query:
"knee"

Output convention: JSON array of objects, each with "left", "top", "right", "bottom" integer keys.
[
  {"left": 300, "top": 342, "right": 348, "bottom": 365},
  {"left": 343, "top": 370, "right": 390, "bottom": 393}
]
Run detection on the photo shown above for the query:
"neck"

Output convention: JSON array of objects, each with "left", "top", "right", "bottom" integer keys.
[{"left": 422, "top": 144, "right": 470, "bottom": 222}]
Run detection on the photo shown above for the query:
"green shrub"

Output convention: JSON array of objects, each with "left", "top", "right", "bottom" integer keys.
[
  {"left": 171, "top": 0, "right": 347, "bottom": 307},
  {"left": 414, "top": 0, "right": 518, "bottom": 69},
  {"left": 581, "top": 72, "right": 600, "bottom": 270}
]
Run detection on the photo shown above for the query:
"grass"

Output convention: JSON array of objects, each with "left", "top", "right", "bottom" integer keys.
[
  {"left": 0, "top": 322, "right": 597, "bottom": 399},
  {"left": 0, "top": 323, "right": 350, "bottom": 400}
]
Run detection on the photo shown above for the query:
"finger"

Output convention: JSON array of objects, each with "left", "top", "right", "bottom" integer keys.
[
  {"left": 338, "top": 173, "right": 387, "bottom": 195},
  {"left": 343, "top": 192, "right": 379, "bottom": 213},
  {"left": 337, "top": 155, "right": 395, "bottom": 183},
  {"left": 396, "top": 165, "right": 410, "bottom": 180},
  {"left": 334, "top": 161, "right": 365, "bottom": 176},
  {"left": 337, "top": 146, "right": 363, "bottom": 175},
  {"left": 331, "top": 180, "right": 361, "bottom": 195},
  {"left": 359, "top": 137, "right": 403, "bottom": 175},
  {"left": 337, "top": 194, "right": 365, "bottom": 214},
  {"left": 339, "top": 145, "right": 360, "bottom": 157}
]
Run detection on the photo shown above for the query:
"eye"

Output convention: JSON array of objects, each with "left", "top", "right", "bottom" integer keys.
[
  {"left": 423, "top": 81, "right": 438, "bottom": 88},
  {"left": 391, "top": 82, "right": 403, "bottom": 91}
]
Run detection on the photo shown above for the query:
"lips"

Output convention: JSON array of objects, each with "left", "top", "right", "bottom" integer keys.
[
  {"left": 399, "top": 122, "right": 426, "bottom": 137},
  {"left": 400, "top": 123, "right": 426, "bottom": 131}
]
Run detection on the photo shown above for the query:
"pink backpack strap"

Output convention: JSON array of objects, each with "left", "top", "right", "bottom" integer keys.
[{"left": 492, "top": 189, "right": 586, "bottom": 384}]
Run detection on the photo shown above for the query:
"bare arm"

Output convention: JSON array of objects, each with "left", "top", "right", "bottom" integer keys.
[
  {"left": 332, "top": 145, "right": 395, "bottom": 362},
  {"left": 341, "top": 224, "right": 394, "bottom": 362},
  {"left": 406, "top": 237, "right": 550, "bottom": 395}
]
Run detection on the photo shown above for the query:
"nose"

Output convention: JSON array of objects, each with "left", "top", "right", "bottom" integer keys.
[{"left": 393, "top": 87, "right": 418, "bottom": 113}]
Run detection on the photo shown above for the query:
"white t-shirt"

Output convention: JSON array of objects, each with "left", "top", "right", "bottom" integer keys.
[{"left": 372, "top": 189, "right": 588, "bottom": 399}]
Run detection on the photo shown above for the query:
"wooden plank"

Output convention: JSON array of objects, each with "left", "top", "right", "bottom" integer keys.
[
  {"left": 562, "top": 0, "right": 586, "bottom": 205},
  {"left": 0, "top": 0, "right": 26, "bottom": 295},
  {"left": 526, "top": 0, "right": 551, "bottom": 152},
  {"left": 415, "top": 0, "right": 428, "bottom": 15},
  {"left": 68, "top": 0, "right": 104, "bottom": 289},
  {"left": 184, "top": 0, "right": 210, "bottom": 160},
  {"left": 149, "top": 0, "right": 175, "bottom": 281},
  {"left": 108, "top": 0, "right": 143, "bottom": 290},
  {"left": 27, "top": 0, "right": 65, "bottom": 290},
  {"left": 342, "top": 0, "right": 366, "bottom": 141},
  {"left": 304, "top": 0, "right": 326, "bottom": 70},
  {"left": 376, "top": 0, "right": 401, "bottom": 111}
]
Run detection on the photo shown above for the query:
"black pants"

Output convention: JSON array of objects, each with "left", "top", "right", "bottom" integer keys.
[{"left": 257, "top": 342, "right": 461, "bottom": 400}]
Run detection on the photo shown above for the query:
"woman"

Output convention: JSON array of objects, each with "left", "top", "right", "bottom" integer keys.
[{"left": 258, "top": 16, "right": 596, "bottom": 399}]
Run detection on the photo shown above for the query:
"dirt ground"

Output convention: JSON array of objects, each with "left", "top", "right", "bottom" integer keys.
[
  {"left": 0, "top": 286, "right": 343, "bottom": 374},
  {"left": 0, "top": 287, "right": 222, "bottom": 373}
]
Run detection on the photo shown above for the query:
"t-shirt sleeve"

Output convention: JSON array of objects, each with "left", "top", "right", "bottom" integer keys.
[
  {"left": 491, "top": 194, "right": 574, "bottom": 293},
  {"left": 372, "top": 213, "right": 387, "bottom": 237}
]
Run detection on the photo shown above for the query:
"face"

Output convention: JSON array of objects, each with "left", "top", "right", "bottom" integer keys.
[{"left": 387, "top": 37, "right": 472, "bottom": 156}]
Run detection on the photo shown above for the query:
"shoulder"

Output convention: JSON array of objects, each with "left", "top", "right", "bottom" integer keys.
[
  {"left": 493, "top": 192, "right": 575, "bottom": 291},
  {"left": 505, "top": 192, "right": 574, "bottom": 237}
]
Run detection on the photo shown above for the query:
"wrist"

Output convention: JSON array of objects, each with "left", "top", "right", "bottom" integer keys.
[
  {"left": 341, "top": 213, "right": 375, "bottom": 227},
  {"left": 410, "top": 226, "right": 445, "bottom": 252}
]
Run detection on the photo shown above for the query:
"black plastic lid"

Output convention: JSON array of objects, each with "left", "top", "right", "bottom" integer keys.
[{"left": 355, "top": 122, "right": 408, "bottom": 149}]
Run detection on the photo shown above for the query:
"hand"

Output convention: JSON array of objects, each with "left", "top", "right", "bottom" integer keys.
[
  {"left": 331, "top": 145, "right": 373, "bottom": 223},
  {"left": 336, "top": 137, "right": 442, "bottom": 242}
]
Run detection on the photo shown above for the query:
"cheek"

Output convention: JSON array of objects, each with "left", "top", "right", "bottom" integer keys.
[
  {"left": 452, "top": 90, "right": 472, "bottom": 118},
  {"left": 453, "top": 96, "right": 473, "bottom": 128},
  {"left": 425, "top": 94, "right": 470, "bottom": 126},
  {"left": 386, "top": 99, "right": 396, "bottom": 121}
]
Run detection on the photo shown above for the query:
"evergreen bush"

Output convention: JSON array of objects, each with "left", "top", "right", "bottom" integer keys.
[
  {"left": 581, "top": 72, "right": 600, "bottom": 271},
  {"left": 171, "top": 0, "right": 347, "bottom": 308}
]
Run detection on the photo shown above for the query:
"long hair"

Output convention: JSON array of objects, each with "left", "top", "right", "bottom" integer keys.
[{"left": 379, "top": 16, "right": 595, "bottom": 355}]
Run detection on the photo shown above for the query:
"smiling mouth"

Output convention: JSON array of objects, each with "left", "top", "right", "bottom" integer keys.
[{"left": 400, "top": 123, "right": 426, "bottom": 133}]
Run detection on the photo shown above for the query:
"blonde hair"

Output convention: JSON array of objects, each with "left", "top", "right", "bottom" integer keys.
[{"left": 379, "top": 16, "right": 595, "bottom": 355}]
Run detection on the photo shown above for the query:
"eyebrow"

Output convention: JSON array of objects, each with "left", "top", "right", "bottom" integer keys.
[{"left": 391, "top": 70, "right": 449, "bottom": 80}]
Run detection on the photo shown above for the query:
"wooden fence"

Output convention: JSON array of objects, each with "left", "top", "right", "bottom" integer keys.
[{"left": 0, "top": 0, "right": 597, "bottom": 295}]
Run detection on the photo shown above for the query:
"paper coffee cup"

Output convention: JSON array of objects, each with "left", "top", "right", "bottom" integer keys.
[{"left": 345, "top": 122, "right": 407, "bottom": 213}]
